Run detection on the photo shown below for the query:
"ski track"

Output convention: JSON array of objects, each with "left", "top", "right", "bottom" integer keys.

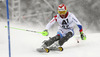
[{"left": 0, "top": 21, "right": 100, "bottom": 57}]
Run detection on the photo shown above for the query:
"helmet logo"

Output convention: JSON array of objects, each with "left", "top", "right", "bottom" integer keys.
[{"left": 58, "top": 7, "right": 65, "bottom": 11}]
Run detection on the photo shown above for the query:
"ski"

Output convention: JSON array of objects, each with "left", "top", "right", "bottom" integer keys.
[{"left": 37, "top": 47, "right": 63, "bottom": 53}]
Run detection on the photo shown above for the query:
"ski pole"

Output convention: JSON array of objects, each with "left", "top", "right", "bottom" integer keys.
[{"left": 5, "top": 26, "right": 48, "bottom": 36}]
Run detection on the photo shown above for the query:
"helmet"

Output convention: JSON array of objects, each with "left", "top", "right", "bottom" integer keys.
[{"left": 57, "top": 4, "right": 67, "bottom": 15}]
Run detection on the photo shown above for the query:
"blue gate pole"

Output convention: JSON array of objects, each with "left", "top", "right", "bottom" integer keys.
[{"left": 6, "top": 0, "right": 11, "bottom": 57}]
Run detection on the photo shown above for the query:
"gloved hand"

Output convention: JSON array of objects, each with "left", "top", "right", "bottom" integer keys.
[
  {"left": 80, "top": 31, "right": 86, "bottom": 40},
  {"left": 41, "top": 29, "right": 49, "bottom": 36}
]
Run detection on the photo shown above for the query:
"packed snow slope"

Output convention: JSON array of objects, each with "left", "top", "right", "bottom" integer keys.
[{"left": 0, "top": 21, "right": 100, "bottom": 57}]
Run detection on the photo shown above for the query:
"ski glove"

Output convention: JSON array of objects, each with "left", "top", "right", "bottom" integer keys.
[
  {"left": 41, "top": 30, "right": 49, "bottom": 36},
  {"left": 80, "top": 31, "right": 86, "bottom": 40}
]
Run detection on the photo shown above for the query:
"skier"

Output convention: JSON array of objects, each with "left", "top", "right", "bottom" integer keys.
[{"left": 38, "top": 4, "right": 86, "bottom": 52}]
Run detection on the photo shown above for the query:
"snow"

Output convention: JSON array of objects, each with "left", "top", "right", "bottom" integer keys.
[{"left": 0, "top": 21, "right": 100, "bottom": 57}]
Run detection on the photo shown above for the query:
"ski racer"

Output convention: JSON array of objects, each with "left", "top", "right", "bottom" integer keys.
[{"left": 40, "top": 4, "right": 86, "bottom": 51}]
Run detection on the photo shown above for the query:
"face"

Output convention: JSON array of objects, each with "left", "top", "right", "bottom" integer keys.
[{"left": 60, "top": 14, "right": 66, "bottom": 18}]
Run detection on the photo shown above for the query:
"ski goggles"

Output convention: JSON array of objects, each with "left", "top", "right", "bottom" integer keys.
[{"left": 58, "top": 11, "right": 67, "bottom": 15}]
